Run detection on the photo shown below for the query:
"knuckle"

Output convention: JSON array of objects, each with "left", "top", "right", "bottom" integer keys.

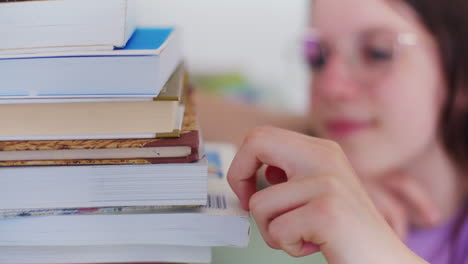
[
  {"left": 269, "top": 219, "right": 303, "bottom": 257},
  {"left": 244, "top": 126, "right": 275, "bottom": 144},
  {"left": 323, "top": 139, "right": 342, "bottom": 151},
  {"left": 327, "top": 143, "right": 346, "bottom": 161},
  {"left": 313, "top": 176, "right": 340, "bottom": 194},
  {"left": 311, "top": 139, "right": 346, "bottom": 164},
  {"left": 314, "top": 138, "right": 341, "bottom": 152}
]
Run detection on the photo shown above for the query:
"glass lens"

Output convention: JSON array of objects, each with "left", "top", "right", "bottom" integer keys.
[
  {"left": 303, "top": 29, "right": 407, "bottom": 85},
  {"left": 354, "top": 30, "right": 396, "bottom": 84},
  {"left": 304, "top": 34, "right": 328, "bottom": 72}
]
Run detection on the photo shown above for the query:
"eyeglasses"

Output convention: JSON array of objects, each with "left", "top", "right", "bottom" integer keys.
[{"left": 303, "top": 29, "right": 418, "bottom": 85}]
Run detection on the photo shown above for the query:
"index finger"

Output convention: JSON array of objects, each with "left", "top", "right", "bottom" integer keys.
[{"left": 227, "top": 126, "right": 327, "bottom": 210}]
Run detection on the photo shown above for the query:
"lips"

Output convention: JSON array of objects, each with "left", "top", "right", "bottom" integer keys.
[{"left": 326, "top": 119, "right": 373, "bottom": 138}]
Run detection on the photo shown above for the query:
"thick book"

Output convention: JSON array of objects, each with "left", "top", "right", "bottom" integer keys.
[
  {"left": 0, "top": 144, "right": 251, "bottom": 248},
  {"left": 0, "top": 87, "right": 199, "bottom": 166},
  {"left": 0, "top": 28, "right": 182, "bottom": 98},
  {"left": 0, "top": 157, "right": 208, "bottom": 210},
  {"left": 0, "top": 245, "right": 211, "bottom": 264},
  {"left": 0, "top": 0, "right": 136, "bottom": 54},
  {"left": 0, "top": 62, "right": 186, "bottom": 104},
  {"left": 0, "top": 100, "right": 185, "bottom": 141}
]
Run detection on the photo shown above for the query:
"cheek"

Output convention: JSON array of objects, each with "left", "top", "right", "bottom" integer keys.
[
  {"left": 381, "top": 87, "right": 439, "bottom": 146},
  {"left": 343, "top": 81, "right": 441, "bottom": 176},
  {"left": 370, "top": 67, "right": 443, "bottom": 168},
  {"left": 379, "top": 49, "right": 444, "bottom": 147},
  {"left": 343, "top": 58, "right": 444, "bottom": 175}
]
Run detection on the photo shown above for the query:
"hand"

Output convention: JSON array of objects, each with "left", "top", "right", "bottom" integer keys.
[
  {"left": 362, "top": 175, "right": 440, "bottom": 241},
  {"left": 228, "top": 126, "right": 427, "bottom": 264}
]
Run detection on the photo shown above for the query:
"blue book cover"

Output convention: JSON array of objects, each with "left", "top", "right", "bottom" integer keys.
[
  {"left": 116, "top": 28, "right": 174, "bottom": 51},
  {"left": 0, "top": 28, "right": 176, "bottom": 60}
]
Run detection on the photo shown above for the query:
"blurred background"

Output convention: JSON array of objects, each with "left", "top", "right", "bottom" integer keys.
[{"left": 135, "top": 0, "right": 310, "bottom": 114}]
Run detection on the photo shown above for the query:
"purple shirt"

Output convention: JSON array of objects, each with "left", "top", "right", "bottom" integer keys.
[{"left": 406, "top": 206, "right": 468, "bottom": 264}]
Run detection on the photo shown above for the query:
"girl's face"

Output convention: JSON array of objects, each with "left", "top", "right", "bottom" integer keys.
[{"left": 309, "top": 0, "right": 446, "bottom": 176}]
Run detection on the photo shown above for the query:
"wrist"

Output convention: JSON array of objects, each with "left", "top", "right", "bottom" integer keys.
[{"left": 322, "top": 223, "right": 427, "bottom": 264}]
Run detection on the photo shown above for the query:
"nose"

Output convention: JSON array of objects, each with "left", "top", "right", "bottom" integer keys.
[{"left": 312, "top": 55, "right": 361, "bottom": 101}]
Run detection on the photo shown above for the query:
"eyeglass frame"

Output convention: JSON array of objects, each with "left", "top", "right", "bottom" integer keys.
[{"left": 303, "top": 28, "right": 418, "bottom": 85}]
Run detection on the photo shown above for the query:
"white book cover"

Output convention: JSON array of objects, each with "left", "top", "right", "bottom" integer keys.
[
  {"left": 0, "top": 143, "right": 251, "bottom": 248},
  {"left": 0, "top": 28, "right": 182, "bottom": 98},
  {"left": 0, "top": 0, "right": 136, "bottom": 53},
  {"left": 0, "top": 61, "right": 185, "bottom": 104}
]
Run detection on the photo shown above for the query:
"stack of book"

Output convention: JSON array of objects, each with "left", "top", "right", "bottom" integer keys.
[{"left": 0, "top": 1, "right": 250, "bottom": 263}]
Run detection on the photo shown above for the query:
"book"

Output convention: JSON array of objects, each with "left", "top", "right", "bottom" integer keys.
[
  {"left": 0, "top": 100, "right": 185, "bottom": 141},
  {"left": 0, "top": 0, "right": 136, "bottom": 54},
  {"left": 0, "top": 143, "right": 251, "bottom": 248},
  {"left": 0, "top": 157, "right": 208, "bottom": 210},
  {"left": 0, "top": 245, "right": 211, "bottom": 264},
  {"left": 0, "top": 28, "right": 182, "bottom": 98},
  {"left": 0, "top": 86, "right": 199, "bottom": 165},
  {"left": 0, "top": 62, "right": 186, "bottom": 104}
]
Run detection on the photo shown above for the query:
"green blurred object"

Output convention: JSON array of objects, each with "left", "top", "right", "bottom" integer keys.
[
  {"left": 212, "top": 218, "right": 328, "bottom": 264},
  {"left": 192, "top": 73, "right": 259, "bottom": 103}
]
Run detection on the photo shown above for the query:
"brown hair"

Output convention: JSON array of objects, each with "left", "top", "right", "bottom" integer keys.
[
  {"left": 400, "top": 0, "right": 468, "bottom": 171},
  {"left": 400, "top": 0, "right": 468, "bottom": 263}
]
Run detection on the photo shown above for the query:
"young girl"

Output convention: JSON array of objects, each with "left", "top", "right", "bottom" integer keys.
[{"left": 199, "top": 0, "right": 468, "bottom": 263}]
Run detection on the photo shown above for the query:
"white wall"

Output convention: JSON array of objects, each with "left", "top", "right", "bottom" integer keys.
[{"left": 135, "top": 0, "right": 310, "bottom": 112}]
